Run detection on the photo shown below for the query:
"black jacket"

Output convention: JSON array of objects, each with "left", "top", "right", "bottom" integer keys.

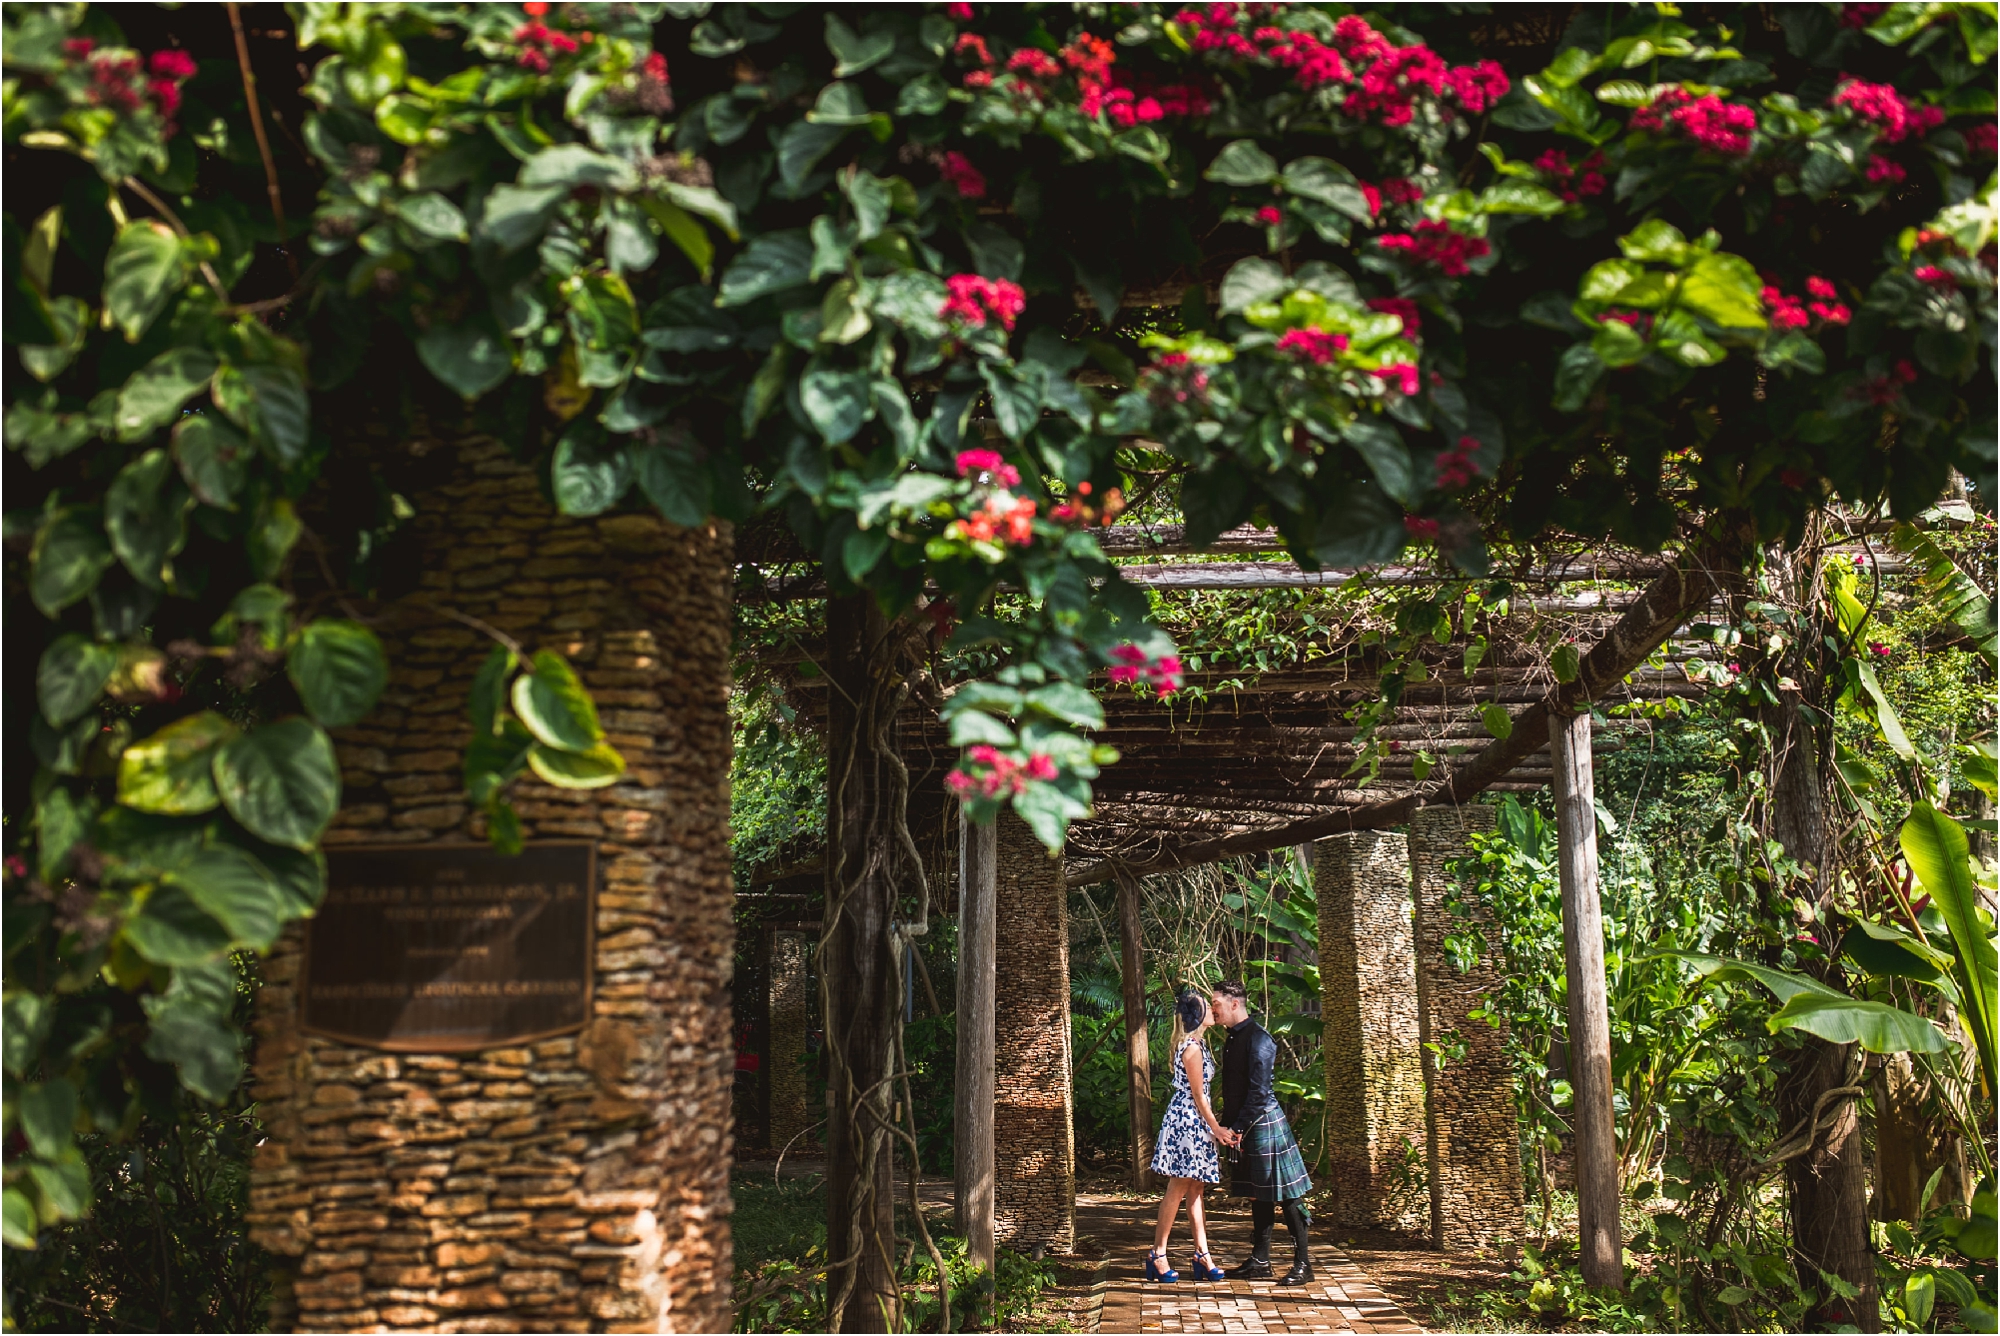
[{"left": 1220, "top": 1015, "right": 1277, "bottom": 1132}]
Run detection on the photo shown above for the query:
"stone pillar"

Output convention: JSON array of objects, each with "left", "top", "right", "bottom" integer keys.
[
  {"left": 246, "top": 432, "right": 736, "bottom": 1332},
  {"left": 1409, "top": 805, "right": 1524, "bottom": 1252},
  {"left": 991, "top": 812, "right": 1075, "bottom": 1253},
  {"left": 767, "top": 929, "right": 812, "bottom": 1154},
  {"left": 1316, "top": 831, "right": 1426, "bottom": 1232}
]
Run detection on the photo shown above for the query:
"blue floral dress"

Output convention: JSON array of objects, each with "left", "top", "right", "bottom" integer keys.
[{"left": 1150, "top": 1036, "right": 1221, "bottom": 1183}]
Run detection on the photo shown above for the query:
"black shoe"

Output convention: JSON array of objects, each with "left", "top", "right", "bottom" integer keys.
[
  {"left": 1225, "top": 1257, "right": 1274, "bottom": 1280},
  {"left": 1275, "top": 1257, "right": 1315, "bottom": 1287}
]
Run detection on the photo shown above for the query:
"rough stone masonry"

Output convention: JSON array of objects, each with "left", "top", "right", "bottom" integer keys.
[
  {"left": 1407, "top": 805, "right": 1525, "bottom": 1252},
  {"left": 246, "top": 432, "right": 736, "bottom": 1332}
]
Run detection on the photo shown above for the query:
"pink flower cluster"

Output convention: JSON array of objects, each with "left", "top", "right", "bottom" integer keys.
[
  {"left": 949, "top": 492, "right": 1039, "bottom": 546},
  {"left": 1914, "top": 265, "right": 1957, "bottom": 290},
  {"left": 514, "top": 4, "right": 585, "bottom": 73},
  {"left": 1403, "top": 516, "right": 1441, "bottom": 539},
  {"left": 1106, "top": 644, "right": 1184, "bottom": 698},
  {"left": 1256, "top": 204, "right": 1284, "bottom": 226},
  {"left": 1763, "top": 276, "right": 1851, "bottom": 329},
  {"left": 1375, "top": 220, "right": 1490, "bottom": 277},
  {"left": 955, "top": 448, "right": 1020, "bottom": 487},
  {"left": 939, "top": 151, "right": 986, "bottom": 199},
  {"left": 957, "top": 26, "right": 1209, "bottom": 126},
  {"left": 1434, "top": 436, "right": 1479, "bottom": 490},
  {"left": 1840, "top": 3, "right": 1887, "bottom": 27},
  {"left": 1631, "top": 89, "right": 1757, "bottom": 155},
  {"left": 1367, "top": 295, "right": 1422, "bottom": 340},
  {"left": 1968, "top": 123, "right": 1998, "bottom": 155},
  {"left": 1833, "top": 79, "right": 1943, "bottom": 143},
  {"left": 1866, "top": 154, "right": 1907, "bottom": 184},
  {"left": 1534, "top": 149, "right": 1607, "bottom": 202},
  {"left": 1371, "top": 363, "right": 1420, "bottom": 396},
  {"left": 1276, "top": 328, "right": 1349, "bottom": 363},
  {"left": 1170, "top": 7, "right": 1506, "bottom": 123},
  {"left": 1861, "top": 359, "right": 1919, "bottom": 405},
  {"left": 64, "top": 41, "right": 195, "bottom": 125},
  {"left": 940, "top": 274, "right": 1027, "bottom": 331},
  {"left": 947, "top": 745, "right": 1058, "bottom": 799},
  {"left": 947, "top": 2, "right": 974, "bottom": 19},
  {"left": 1145, "top": 351, "right": 1211, "bottom": 404}
]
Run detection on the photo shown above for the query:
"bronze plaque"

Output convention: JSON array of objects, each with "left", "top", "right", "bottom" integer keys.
[{"left": 301, "top": 843, "right": 595, "bottom": 1051}]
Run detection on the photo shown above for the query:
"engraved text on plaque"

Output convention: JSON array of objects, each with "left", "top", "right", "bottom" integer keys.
[{"left": 302, "top": 843, "right": 595, "bottom": 1051}]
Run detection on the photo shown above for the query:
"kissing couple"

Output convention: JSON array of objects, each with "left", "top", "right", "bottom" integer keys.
[{"left": 1144, "top": 980, "right": 1315, "bottom": 1286}]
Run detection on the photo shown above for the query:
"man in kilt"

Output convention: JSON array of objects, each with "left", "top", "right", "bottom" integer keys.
[{"left": 1212, "top": 980, "right": 1315, "bottom": 1284}]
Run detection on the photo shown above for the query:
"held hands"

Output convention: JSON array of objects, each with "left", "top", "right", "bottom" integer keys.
[{"left": 1213, "top": 1127, "right": 1242, "bottom": 1148}]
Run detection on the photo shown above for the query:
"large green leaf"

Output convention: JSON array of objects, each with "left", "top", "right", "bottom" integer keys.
[
  {"left": 1205, "top": 139, "right": 1279, "bottom": 186},
  {"left": 171, "top": 413, "right": 252, "bottom": 509},
  {"left": 1678, "top": 252, "right": 1767, "bottom": 330},
  {"left": 1902, "top": 804, "right": 1998, "bottom": 1092},
  {"left": 101, "top": 220, "right": 184, "bottom": 342},
  {"left": 717, "top": 230, "right": 813, "bottom": 306},
  {"left": 104, "top": 447, "right": 191, "bottom": 589},
  {"left": 417, "top": 314, "right": 513, "bottom": 399},
  {"left": 167, "top": 846, "right": 286, "bottom": 951},
  {"left": 1853, "top": 659, "right": 1916, "bottom": 760},
  {"left": 526, "top": 741, "right": 626, "bottom": 789},
  {"left": 30, "top": 509, "right": 116, "bottom": 616},
  {"left": 16, "top": 1079, "right": 77, "bottom": 1160},
  {"left": 212, "top": 719, "right": 340, "bottom": 850},
  {"left": 288, "top": 619, "right": 389, "bottom": 728},
  {"left": 122, "top": 883, "right": 232, "bottom": 966},
  {"left": 1766, "top": 994, "right": 1951, "bottom": 1054},
  {"left": 117, "top": 712, "right": 238, "bottom": 814},
  {"left": 114, "top": 346, "right": 218, "bottom": 442},
  {"left": 1890, "top": 523, "right": 1997, "bottom": 662},
  {"left": 37, "top": 634, "right": 116, "bottom": 727},
  {"left": 551, "top": 422, "right": 633, "bottom": 516},
  {"left": 511, "top": 651, "right": 605, "bottom": 753},
  {"left": 1652, "top": 950, "right": 1847, "bottom": 1002},
  {"left": 141, "top": 961, "right": 244, "bottom": 1101}
]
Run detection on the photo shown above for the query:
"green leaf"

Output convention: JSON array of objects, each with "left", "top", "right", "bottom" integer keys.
[
  {"left": 17, "top": 1080, "right": 77, "bottom": 1160},
  {"left": 1552, "top": 644, "right": 1580, "bottom": 683},
  {"left": 1219, "top": 256, "right": 1288, "bottom": 315},
  {"left": 1853, "top": 660, "right": 1916, "bottom": 760},
  {"left": 19, "top": 294, "right": 88, "bottom": 381},
  {"left": 777, "top": 120, "right": 849, "bottom": 191},
  {"left": 980, "top": 362, "right": 1043, "bottom": 442},
  {"left": 212, "top": 719, "right": 340, "bottom": 850},
  {"left": 1552, "top": 343, "right": 1604, "bottom": 412},
  {"left": 104, "top": 447, "right": 190, "bottom": 589},
  {"left": 1680, "top": 252, "right": 1767, "bottom": 330},
  {"left": 289, "top": 620, "right": 388, "bottom": 728},
  {"left": 1654, "top": 950, "right": 1847, "bottom": 1002},
  {"left": 479, "top": 182, "right": 566, "bottom": 251},
  {"left": 4, "top": 1189, "right": 36, "bottom": 1249},
  {"left": 1480, "top": 702, "right": 1514, "bottom": 741},
  {"left": 801, "top": 360, "right": 872, "bottom": 444},
  {"left": 169, "top": 846, "right": 285, "bottom": 951},
  {"left": 1890, "top": 523, "right": 1997, "bottom": 662},
  {"left": 391, "top": 190, "right": 468, "bottom": 242},
  {"left": 115, "top": 346, "right": 218, "bottom": 442},
  {"left": 1478, "top": 181, "right": 1568, "bottom": 215},
  {"left": 1902, "top": 804, "right": 1998, "bottom": 1094},
  {"left": 511, "top": 651, "right": 605, "bottom": 753},
  {"left": 123, "top": 883, "right": 232, "bottom": 966},
  {"left": 1025, "top": 681, "right": 1105, "bottom": 729},
  {"left": 1766, "top": 993, "right": 1951, "bottom": 1054},
  {"left": 38, "top": 634, "right": 117, "bottom": 727},
  {"left": 417, "top": 315, "right": 513, "bottom": 399},
  {"left": 1281, "top": 157, "right": 1372, "bottom": 222},
  {"left": 1617, "top": 219, "right": 1688, "bottom": 264},
  {"left": 118, "top": 712, "right": 238, "bottom": 814},
  {"left": 30, "top": 509, "right": 117, "bottom": 617},
  {"left": 635, "top": 438, "right": 714, "bottom": 528},
  {"left": 825, "top": 14, "right": 895, "bottom": 77},
  {"left": 1716, "top": 1286, "right": 1754, "bottom": 1306},
  {"left": 1343, "top": 418, "right": 1415, "bottom": 505},
  {"left": 1205, "top": 139, "right": 1279, "bottom": 186},
  {"left": 551, "top": 421, "right": 633, "bottom": 516},
  {"left": 217, "top": 364, "right": 311, "bottom": 465},
  {"left": 640, "top": 196, "right": 714, "bottom": 281},
  {"left": 659, "top": 182, "right": 739, "bottom": 238},
  {"left": 102, "top": 220, "right": 184, "bottom": 342},
  {"left": 948, "top": 710, "right": 1017, "bottom": 748},
  {"left": 520, "top": 143, "right": 638, "bottom": 192},
  {"left": 527, "top": 741, "right": 626, "bottom": 788},
  {"left": 718, "top": 230, "right": 813, "bottom": 306},
  {"left": 28, "top": 1154, "right": 90, "bottom": 1222},
  {"left": 142, "top": 974, "right": 243, "bottom": 1102},
  {"left": 171, "top": 414, "right": 252, "bottom": 510}
]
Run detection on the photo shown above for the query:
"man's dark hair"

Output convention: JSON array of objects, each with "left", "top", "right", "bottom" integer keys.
[{"left": 1214, "top": 980, "right": 1247, "bottom": 1002}]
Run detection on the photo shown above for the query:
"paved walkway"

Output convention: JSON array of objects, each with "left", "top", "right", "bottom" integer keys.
[{"left": 1077, "top": 1190, "right": 1423, "bottom": 1334}]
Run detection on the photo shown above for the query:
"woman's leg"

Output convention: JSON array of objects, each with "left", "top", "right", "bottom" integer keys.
[
  {"left": 1188, "top": 1181, "right": 1214, "bottom": 1259},
  {"left": 1152, "top": 1177, "right": 1192, "bottom": 1261}
]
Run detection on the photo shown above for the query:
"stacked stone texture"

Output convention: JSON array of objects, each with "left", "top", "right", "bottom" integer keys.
[
  {"left": 247, "top": 433, "right": 736, "bottom": 1332},
  {"left": 765, "top": 931, "right": 812, "bottom": 1154},
  {"left": 1315, "top": 832, "right": 1427, "bottom": 1233},
  {"left": 1407, "top": 806, "right": 1524, "bottom": 1251},
  {"left": 990, "top": 813, "right": 1075, "bottom": 1252}
]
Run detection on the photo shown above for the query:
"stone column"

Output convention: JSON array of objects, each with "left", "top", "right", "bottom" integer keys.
[
  {"left": 246, "top": 431, "right": 736, "bottom": 1332},
  {"left": 991, "top": 812, "right": 1075, "bottom": 1253},
  {"left": 1315, "top": 832, "right": 1426, "bottom": 1232},
  {"left": 767, "top": 930, "right": 812, "bottom": 1154},
  {"left": 1409, "top": 804, "right": 1524, "bottom": 1252}
]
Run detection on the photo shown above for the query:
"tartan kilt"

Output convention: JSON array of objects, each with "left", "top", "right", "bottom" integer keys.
[{"left": 1228, "top": 1106, "right": 1313, "bottom": 1201}]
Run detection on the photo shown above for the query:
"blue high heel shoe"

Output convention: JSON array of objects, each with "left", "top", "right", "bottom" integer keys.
[
  {"left": 1145, "top": 1249, "right": 1179, "bottom": 1283},
  {"left": 1190, "top": 1251, "right": 1226, "bottom": 1282}
]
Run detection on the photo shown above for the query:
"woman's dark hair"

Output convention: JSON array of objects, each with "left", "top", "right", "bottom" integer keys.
[{"left": 1177, "top": 990, "right": 1208, "bottom": 1032}]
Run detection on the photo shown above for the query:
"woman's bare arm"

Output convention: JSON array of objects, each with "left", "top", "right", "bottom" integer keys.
[{"left": 1183, "top": 1042, "right": 1230, "bottom": 1141}]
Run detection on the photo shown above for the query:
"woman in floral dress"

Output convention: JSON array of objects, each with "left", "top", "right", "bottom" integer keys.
[{"left": 1145, "top": 990, "right": 1238, "bottom": 1282}]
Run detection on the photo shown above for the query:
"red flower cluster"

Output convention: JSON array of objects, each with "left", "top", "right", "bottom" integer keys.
[
  {"left": 1866, "top": 153, "right": 1907, "bottom": 184},
  {"left": 1375, "top": 220, "right": 1489, "bottom": 276},
  {"left": 1367, "top": 296, "right": 1422, "bottom": 340},
  {"left": 1833, "top": 78, "right": 1943, "bottom": 143},
  {"left": 1764, "top": 276, "right": 1851, "bottom": 329},
  {"left": 946, "top": 745, "right": 1058, "bottom": 799},
  {"left": 1914, "top": 265, "right": 1958, "bottom": 290},
  {"left": 1434, "top": 436, "right": 1480, "bottom": 490},
  {"left": 1968, "top": 122, "right": 1998, "bottom": 154},
  {"left": 1632, "top": 89, "right": 1757, "bottom": 155},
  {"left": 1403, "top": 515, "right": 1441, "bottom": 539},
  {"left": 65, "top": 41, "right": 195, "bottom": 127},
  {"left": 1170, "top": 7, "right": 1506, "bottom": 123},
  {"left": 1860, "top": 359, "right": 1918, "bottom": 405},
  {"left": 1379, "top": 176, "right": 1424, "bottom": 206},
  {"left": 1276, "top": 328, "right": 1348, "bottom": 363},
  {"left": 1051, "top": 479, "right": 1125, "bottom": 525},
  {"left": 1145, "top": 352, "right": 1211, "bottom": 404},
  {"left": 1371, "top": 363, "right": 1419, "bottom": 396},
  {"left": 947, "top": 2, "right": 974, "bottom": 18},
  {"left": 950, "top": 492, "right": 1038, "bottom": 546},
  {"left": 1008, "top": 48, "right": 1062, "bottom": 79},
  {"left": 1534, "top": 148, "right": 1607, "bottom": 202},
  {"left": 939, "top": 151, "right": 986, "bottom": 199},
  {"left": 1256, "top": 204, "right": 1284, "bottom": 226},
  {"left": 1106, "top": 644, "right": 1184, "bottom": 698},
  {"left": 1840, "top": 3, "right": 1887, "bottom": 27},
  {"left": 514, "top": 12, "right": 582, "bottom": 73},
  {"left": 940, "top": 274, "right": 1027, "bottom": 330},
  {"left": 955, "top": 448, "right": 1020, "bottom": 488}
]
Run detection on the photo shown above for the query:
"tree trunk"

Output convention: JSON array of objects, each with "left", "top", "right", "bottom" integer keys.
[
  {"left": 1114, "top": 867, "right": 1155, "bottom": 1191},
  {"left": 1758, "top": 547, "right": 1879, "bottom": 1333},
  {"left": 824, "top": 593, "right": 905, "bottom": 1333},
  {"left": 955, "top": 810, "right": 997, "bottom": 1278},
  {"left": 1550, "top": 709, "right": 1623, "bottom": 1291}
]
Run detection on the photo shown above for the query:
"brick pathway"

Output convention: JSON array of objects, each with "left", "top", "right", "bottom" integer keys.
[{"left": 1080, "top": 1191, "right": 1423, "bottom": 1334}]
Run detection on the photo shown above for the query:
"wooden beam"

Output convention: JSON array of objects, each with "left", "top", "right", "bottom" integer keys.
[
  {"left": 1113, "top": 867, "right": 1155, "bottom": 1192},
  {"left": 954, "top": 810, "right": 997, "bottom": 1281},
  {"left": 1552, "top": 708, "right": 1623, "bottom": 1290}
]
